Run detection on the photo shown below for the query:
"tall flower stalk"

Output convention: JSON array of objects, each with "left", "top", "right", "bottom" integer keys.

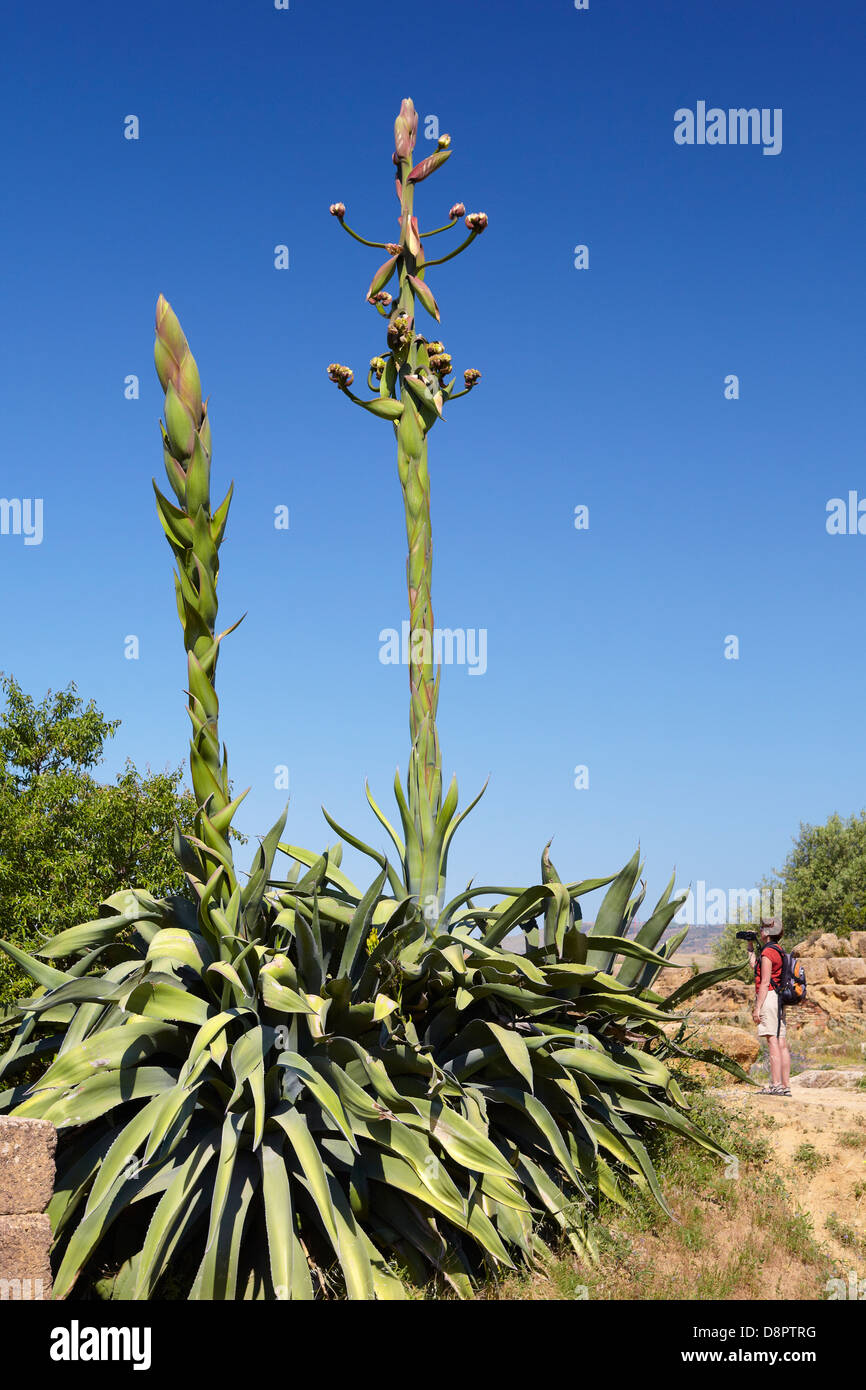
[
  {"left": 329, "top": 99, "right": 486, "bottom": 915},
  {"left": 153, "top": 297, "right": 249, "bottom": 928}
]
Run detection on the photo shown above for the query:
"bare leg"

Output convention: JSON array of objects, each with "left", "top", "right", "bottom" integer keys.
[
  {"left": 766, "top": 1037, "right": 782, "bottom": 1086},
  {"left": 780, "top": 1040, "right": 791, "bottom": 1087}
]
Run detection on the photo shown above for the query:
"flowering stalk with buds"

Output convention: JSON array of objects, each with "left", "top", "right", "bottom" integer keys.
[
  {"left": 152, "top": 297, "right": 246, "bottom": 911},
  {"left": 329, "top": 99, "right": 486, "bottom": 915}
]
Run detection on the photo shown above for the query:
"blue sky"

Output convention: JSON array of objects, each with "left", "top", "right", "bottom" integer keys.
[{"left": 2, "top": 0, "right": 865, "bottom": 917}]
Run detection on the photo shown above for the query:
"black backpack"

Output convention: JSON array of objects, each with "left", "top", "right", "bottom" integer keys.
[{"left": 764, "top": 941, "right": 807, "bottom": 1034}]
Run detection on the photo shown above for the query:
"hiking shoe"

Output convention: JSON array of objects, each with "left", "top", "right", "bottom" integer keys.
[
  {"left": 778, "top": 1086, "right": 792, "bottom": 1096},
  {"left": 757, "top": 1084, "right": 784, "bottom": 1095}
]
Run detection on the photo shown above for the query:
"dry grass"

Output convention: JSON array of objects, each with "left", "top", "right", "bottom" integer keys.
[{"left": 475, "top": 1084, "right": 832, "bottom": 1302}]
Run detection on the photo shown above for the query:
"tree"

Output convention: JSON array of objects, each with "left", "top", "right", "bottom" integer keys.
[
  {"left": 713, "top": 810, "right": 866, "bottom": 967},
  {"left": 767, "top": 811, "right": 866, "bottom": 944},
  {"left": 0, "top": 674, "right": 198, "bottom": 1009}
]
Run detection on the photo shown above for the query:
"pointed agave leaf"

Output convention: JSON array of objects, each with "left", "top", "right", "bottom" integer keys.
[
  {"left": 359, "top": 1148, "right": 481, "bottom": 1238},
  {"left": 145, "top": 927, "right": 212, "bottom": 973},
  {"left": 410, "top": 1098, "right": 517, "bottom": 1181},
  {"left": 584, "top": 849, "right": 642, "bottom": 972},
  {"left": 337, "top": 867, "right": 388, "bottom": 981},
  {"left": 586, "top": 934, "right": 671, "bottom": 970},
  {"left": 364, "top": 779, "right": 407, "bottom": 863},
  {"left": 85, "top": 1093, "right": 180, "bottom": 1213},
  {"left": 615, "top": 872, "right": 686, "bottom": 989},
  {"left": 490, "top": 1088, "right": 581, "bottom": 1188},
  {"left": 207, "top": 961, "right": 250, "bottom": 1005},
  {"left": 18, "top": 1020, "right": 182, "bottom": 1095},
  {"left": 242, "top": 806, "right": 288, "bottom": 929},
  {"left": 260, "top": 1135, "right": 313, "bottom": 1300},
  {"left": 272, "top": 1105, "right": 340, "bottom": 1247},
  {"left": 17, "top": 975, "right": 134, "bottom": 1016},
  {"left": 228, "top": 1027, "right": 268, "bottom": 1148},
  {"left": 0, "top": 940, "right": 79, "bottom": 991},
  {"left": 189, "top": 1115, "right": 247, "bottom": 1301},
  {"left": 292, "top": 908, "right": 324, "bottom": 995},
  {"left": 52, "top": 1168, "right": 145, "bottom": 1299},
  {"left": 46, "top": 1128, "right": 119, "bottom": 1239},
  {"left": 259, "top": 973, "right": 317, "bottom": 1015},
  {"left": 122, "top": 979, "right": 211, "bottom": 1027},
  {"left": 439, "top": 778, "right": 489, "bottom": 880},
  {"left": 192, "top": 1150, "right": 259, "bottom": 1300},
  {"left": 275, "top": 1050, "right": 357, "bottom": 1149},
  {"left": 477, "top": 1021, "right": 534, "bottom": 1090},
  {"left": 180, "top": 1007, "right": 252, "bottom": 1081},
  {"left": 32, "top": 1065, "right": 178, "bottom": 1128},
  {"left": 515, "top": 1153, "right": 590, "bottom": 1258},
  {"left": 279, "top": 836, "right": 362, "bottom": 897},
  {"left": 664, "top": 961, "right": 747, "bottom": 1008},
  {"left": 133, "top": 1138, "right": 217, "bottom": 1298}
]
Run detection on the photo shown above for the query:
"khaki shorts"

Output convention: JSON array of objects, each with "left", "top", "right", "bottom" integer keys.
[{"left": 757, "top": 991, "right": 786, "bottom": 1038}]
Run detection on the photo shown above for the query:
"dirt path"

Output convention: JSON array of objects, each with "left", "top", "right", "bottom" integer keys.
[{"left": 712, "top": 1080, "right": 866, "bottom": 1267}]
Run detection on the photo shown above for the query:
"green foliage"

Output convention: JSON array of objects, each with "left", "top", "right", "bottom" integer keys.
[
  {"left": 825, "top": 1212, "right": 866, "bottom": 1254},
  {"left": 0, "top": 849, "right": 738, "bottom": 1300},
  {"left": 711, "top": 923, "right": 753, "bottom": 974},
  {"left": 767, "top": 812, "right": 866, "bottom": 944},
  {"left": 0, "top": 674, "right": 197, "bottom": 1011},
  {"left": 793, "top": 1142, "right": 829, "bottom": 1175},
  {"left": 712, "top": 811, "right": 866, "bottom": 965}
]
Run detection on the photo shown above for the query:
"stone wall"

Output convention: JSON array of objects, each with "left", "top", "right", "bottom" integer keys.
[
  {"left": 0, "top": 1117, "right": 56, "bottom": 1300},
  {"left": 658, "top": 930, "right": 866, "bottom": 1026},
  {"left": 793, "top": 931, "right": 866, "bottom": 1020}
]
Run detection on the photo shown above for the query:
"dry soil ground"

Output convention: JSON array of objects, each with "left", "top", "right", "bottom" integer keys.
[{"left": 712, "top": 1078, "right": 866, "bottom": 1270}]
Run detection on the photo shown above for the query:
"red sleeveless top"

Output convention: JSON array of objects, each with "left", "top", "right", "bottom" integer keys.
[{"left": 755, "top": 943, "right": 783, "bottom": 994}]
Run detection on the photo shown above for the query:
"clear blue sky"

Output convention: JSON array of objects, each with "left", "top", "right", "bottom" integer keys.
[{"left": 2, "top": 0, "right": 865, "bottom": 916}]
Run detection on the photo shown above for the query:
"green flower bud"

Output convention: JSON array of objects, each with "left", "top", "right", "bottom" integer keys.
[{"left": 164, "top": 381, "right": 196, "bottom": 459}]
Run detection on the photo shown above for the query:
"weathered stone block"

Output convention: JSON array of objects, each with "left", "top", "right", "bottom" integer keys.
[
  {"left": 791, "top": 1069, "right": 866, "bottom": 1090},
  {"left": 814, "top": 933, "right": 846, "bottom": 957},
  {"left": 809, "top": 983, "right": 866, "bottom": 1018},
  {"left": 827, "top": 957, "right": 866, "bottom": 986},
  {"left": 0, "top": 1117, "right": 56, "bottom": 1216},
  {"left": 0, "top": 1213, "right": 52, "bottom": 1299},
  {"left": 803, "top": 957, "right": 828, "bottom": 982}
]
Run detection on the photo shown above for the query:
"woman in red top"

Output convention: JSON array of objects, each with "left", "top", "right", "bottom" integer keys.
[{"left": 748, "top": 918, "right": 791, "bottom": 1096}]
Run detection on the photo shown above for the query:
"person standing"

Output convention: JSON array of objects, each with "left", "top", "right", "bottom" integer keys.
[{"left": 749, "top": 917, "right": 792, "bottom": 1096}]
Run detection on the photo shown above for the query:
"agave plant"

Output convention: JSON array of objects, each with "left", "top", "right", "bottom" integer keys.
[{"left": 0, "top": 101, "right": 745, "bottom": 1302}]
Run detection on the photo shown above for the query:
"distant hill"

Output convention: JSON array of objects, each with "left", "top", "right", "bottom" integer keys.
[{"left": 662, "top": 924, "right": 726, "bottom": 955}]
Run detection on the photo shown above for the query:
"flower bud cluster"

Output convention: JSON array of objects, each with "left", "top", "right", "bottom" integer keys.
[{"left": 327, "top": 363, "right": 354, "bottom": 387}]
